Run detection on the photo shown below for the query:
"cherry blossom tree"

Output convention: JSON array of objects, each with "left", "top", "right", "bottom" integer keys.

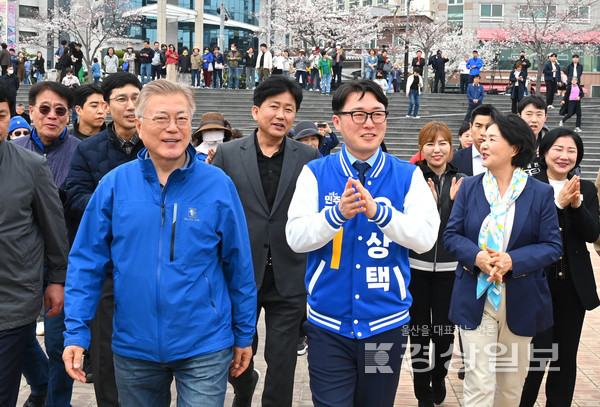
[
  {"left": 255, "top": 0, "right": 386, "bottom": 51},
  {"left": 25, "top": 0, "right": 142, "bottom": 81},
  {"left": 494, "top": 0, "right": 600, "bottom": 89}
]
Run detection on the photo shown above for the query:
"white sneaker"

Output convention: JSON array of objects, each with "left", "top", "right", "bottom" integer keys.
[
  {"left": 574, "top": 127, "right": 582, "bottom": 132},
  {"left": 405, "top": 115, "right": 411, "bottom": 118},
  {"left": 559, "top": 120, "right": 563, "bottom": 126},
  {"left": 548, "top": 105, "right": 555, "bottom": 109},
  {"left": 414, "top": 116, "right": 420, "bottom": 119},
  {"left": 36, "top": 321, "right": 44, "bottom": 336}
]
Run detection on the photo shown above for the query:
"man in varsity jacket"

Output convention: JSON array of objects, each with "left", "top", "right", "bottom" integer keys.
[{"left": 286, "top": 79, "right": 440, "bottom": 407}]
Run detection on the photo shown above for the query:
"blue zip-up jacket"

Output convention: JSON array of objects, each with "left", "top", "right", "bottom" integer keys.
[
  {"left": 286, "top": 146, "right": 439, "bottom": 339},
  {"left": 64, "top": 145, "right": 257, "bottom": 363},
  {"left": 467, "top": 83, "right": 485, "bottom": 105},
  {"left": 466, "top": 57, "right": 483, "bottom": 76}
]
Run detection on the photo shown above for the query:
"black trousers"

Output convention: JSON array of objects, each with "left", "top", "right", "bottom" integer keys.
[
  {"left": 408, "top": 269, "right": 456, "bottom": 402},
  {"left": 306, "top": 321, "right": 408, "bottom": 407},
  {"left": 90, "top": 273, "right": 119, "bottom": 407},
  {"left": 228, "top": 264, "right": 306, "bottom": 407},
  {"left": 332, "top": 66, "right": 343, "bottom": 89},
  {"left": 546, "top": 80, "right": 558, "bottom": 106},
  {"left": 151, "top": 65, "right": 161, "bottom": 80},
  {"left": 460, "top": 74, "right": 469, "bottom": 94},
  {"left": 432, "top": 71, "right": 446, "bottom": 93},
  {"left": 0, "top": 323, "right": 30, "bottom": 407},
  {"left": 562, "top": 100, "right": 582, "bottom": 127},
  {"left": 519, "top": 273, "right": 586, "bottom": 407}
]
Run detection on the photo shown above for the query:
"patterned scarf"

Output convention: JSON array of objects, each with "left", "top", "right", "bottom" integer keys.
[{"left": 477, "top": 168, "right": 528, "bottom": 310}]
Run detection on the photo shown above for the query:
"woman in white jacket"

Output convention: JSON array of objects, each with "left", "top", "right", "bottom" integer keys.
[
  {"left": 406, "top": 67, "right": 424, "bottom": 118},
  {"left": 103, "top": 47, "right": 119, "bottom": 75}
]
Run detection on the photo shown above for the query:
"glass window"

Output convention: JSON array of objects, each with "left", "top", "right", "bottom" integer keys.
[
  {"left": 481, "top": 4, "right": 503, "bottom": 17},
  {"left": 19, "top": 5, "right": 39, "bottom": 19}
]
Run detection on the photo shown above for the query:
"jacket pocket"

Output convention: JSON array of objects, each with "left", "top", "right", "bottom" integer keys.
[{"left": 203, "top": 272, "right": 219, "bottom": 316}]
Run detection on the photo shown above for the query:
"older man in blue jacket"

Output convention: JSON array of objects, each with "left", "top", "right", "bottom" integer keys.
[{"left": 62, "top": 80, "right": 257, "bottom": 407}]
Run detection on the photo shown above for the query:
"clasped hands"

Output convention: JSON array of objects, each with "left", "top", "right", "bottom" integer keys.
[
  {"left": 476, "top": 248, "right": 513, "bottom": 283},
  {"left": 339, "top": 178, "right": 377, "bottom": 220},
  {"left": 557, "top": 176, "right": 581, "bottom": 209}
]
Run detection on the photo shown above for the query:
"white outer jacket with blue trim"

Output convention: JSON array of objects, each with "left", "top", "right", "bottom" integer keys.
[{"left": 286, "top": 146, "right": 440, "bottom": 339}]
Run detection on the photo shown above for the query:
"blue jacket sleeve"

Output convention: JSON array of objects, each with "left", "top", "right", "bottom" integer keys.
[
  {"left": 508, "top": 186, "right": 562, "bottom": 278},
  {"left": 63, "top": 178, "right": 114, "bottom": 350},
  {"left": 478, "top": 85, "right": 485, "bottom": 101},
  {"left": 542, "top": 61, "right": 551, "bottom": 77},
  {"left": 443, "top": 178, "right": 482, "bottom": 271},
  {"left": 476, "top": 59, "right": 483, "bottom": 69},
  {"left": 218, "top": 177, "right": 257, "bottom": 348}
]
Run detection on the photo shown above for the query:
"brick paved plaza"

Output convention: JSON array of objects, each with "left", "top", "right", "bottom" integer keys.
[{"left": 18, "top": 245, "right": 600, "bottom": 406}]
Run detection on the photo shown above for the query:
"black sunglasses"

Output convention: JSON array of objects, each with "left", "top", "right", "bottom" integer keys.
[
  {"left": 12, "top": 130, "right": 30, "bottom": 137},
  {"left": 35, "top": 105, "right": 68, "bottom": 117}
]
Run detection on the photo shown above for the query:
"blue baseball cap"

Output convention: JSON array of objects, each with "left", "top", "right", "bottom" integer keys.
[{"left": 9, "top": 116, "right": 31, "bottom": 134}]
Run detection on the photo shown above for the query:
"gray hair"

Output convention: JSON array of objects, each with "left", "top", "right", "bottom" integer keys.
[{"left": 135, "top": 79, "right": 196, "bottom": 119}]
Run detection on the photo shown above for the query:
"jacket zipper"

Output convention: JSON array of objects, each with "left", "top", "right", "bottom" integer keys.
[
  {"left": 170, "top": 203, "right": 177, "bottom": 262},
  {"left": 432, "top": 175, "right": 444, "bottom": 272},
  {"left": 156, "top": 192, "right": 166, "bottom": 362}
]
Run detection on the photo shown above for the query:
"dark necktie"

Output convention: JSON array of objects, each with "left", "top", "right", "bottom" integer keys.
[{"left": 353, "top": 161, "right": 371, "bottom": 186}]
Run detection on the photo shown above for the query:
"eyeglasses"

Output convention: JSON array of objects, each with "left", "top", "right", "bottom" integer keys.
[
  {"left": 337, "top": 110, "right": 388, "bottom": 124},
  {"left": 34, "top": 105, "right": 68, "bottom": 117},
  {"left": 12, "top": 130, "right": 30, "bottom": 137},
  {"left": 110, "top": 94, "right": 139, "bottom": 105},
  {"left": 141, "top": 116, "right": 190, "bottom": 129}
]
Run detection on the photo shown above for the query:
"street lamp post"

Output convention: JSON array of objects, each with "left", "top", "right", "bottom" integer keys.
[{"left": 403, "top": 0, "right": 412, "bottom": 91}]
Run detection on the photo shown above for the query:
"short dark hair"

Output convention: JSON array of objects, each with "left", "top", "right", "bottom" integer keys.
[
  {"left": 0, "top": 84, "right": 14, "bottom": 112},
  {"left": 61, "top": 40, "right": 67, "bottom": 46},
  {"left": 572, "top": 54, "right": 579, "bottom": 59},
  {"left": 29, "top": 82, "right": 74, "bottom": 109},
  {"left": 470, "top": 104, "right": 497, "bottom": 124},
  {"left": 332, "top": 79, "right": 388, "bottom": 114},
  {"left": 413, "top": 67, "right": 421, "bottom": 74},
  {"left": 253, "top": 75, "right": 303, "bottom": 111},
  {"left": 488, "top": 112, "right": 535, "bottom": 168},
  {"left": 538, "top": 127, "right": 584, "bottom": 170},
  {"left": 518, "top": 95, "right": 546, "bottom": 114},
  {"left": 458, "top": 121, "right": 470, "bottom": 137},
  {"left": 93, "top": 57, "right": 98, "bottom": 63},
  {"left": 416, "top": 50, "right": 422, "bottom": 53},
  {"left": 260, "top": 43, "right": 267, "bottom": 48},
  {"left": 154, "top": 41, "right": 159, "bottom": 45},
  {"left": 101, "top": 72, "right": 142, "bottom": 102},
  {"left": 144, "top": 40, "right": 149, "bottom": 45},
  {"left": 549, "top": 53, "right": 557, "bottom": 58},
  {"left": 473, "top": 74, "right": 481, "bottom": 79},
  {"left": 1, "top": 43, "right": 7, "bottom": 49},
  {"left": 74, "top": 84, "right": 103, "bottom": 108},
  {"left": 65, "top": 67, "right": 74, "bottom": 74},
  {"left": 473, "top": 50, "right": 478, "bottom": 53}
]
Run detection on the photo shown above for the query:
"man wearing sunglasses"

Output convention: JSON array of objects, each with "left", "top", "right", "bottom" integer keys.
[
  {"left": 11, "top": 81, "right": 80, "bottom": 407},
  {"left": 65, "top": 71, "right": 143, "bottom": 407},
  {"left": 286, "top": 79, "right": 439, "bottom": 406}
]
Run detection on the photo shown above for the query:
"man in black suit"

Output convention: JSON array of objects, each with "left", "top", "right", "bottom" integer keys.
[
  {"left": 411, "top": 50, "right": 425, "bottom": 71},
  {"left": 212, "top": 76, "right": 320, "bottom": 407},
  {"left": 451, "top": 104, "right": 497, "bottom": 176},
  {"left": 566, "top": 54, "right": 583, "bottom": 84}
]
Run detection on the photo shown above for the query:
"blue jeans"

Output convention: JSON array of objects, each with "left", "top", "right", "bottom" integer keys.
[
  {"left": 21, "top": 321, "right": 49, "bottom": 396},
  {"left": 191, "top": 69, "right": 201, "bottom": 87},
  {"left": 141, "top": 63, "right": 152, "bottom": 84},
  {"left": 213, "top": 69, "right": 223, "bottom": 88},
  {"left": 321, "top": 73, "right": 332, "bottom": 94},
  {"left": 365, "top": 67, "right": 376, "bottom": 80},
  {"left": 113, "top": 347, "right": 233, "bottom": 407},
  {"left": 228, "top": 67, "right": 240, "bottom": 89},
  {"left": 35, "top": 71, "right": 43, "bottom": 83},
  {"left": 245, "top": 67, "right": 256, "bottom": 90},
  {"left": 408, "top": 89, "right": 420, "bottom": 117},
  {"left": 310, "top": 69, "right": 320, "bottom": 90},
  {"left": 45, "top": 309, "right": 74, "bottom": 407}
]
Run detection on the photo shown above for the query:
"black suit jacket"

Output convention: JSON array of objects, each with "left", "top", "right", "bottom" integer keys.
[
  {"left": 566, "top": 62, "right": 583, "bottom": 84},
  {"left": 212, "top": 133, "right": 320, "bottom": 297},
  {"left": 450, "top": 145, "right": 474, "bottom": 176},
  {"left": 534, "top": 171, "right": 600, "bottom": 310}
]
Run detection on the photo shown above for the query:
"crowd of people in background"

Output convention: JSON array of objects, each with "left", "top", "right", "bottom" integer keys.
[{"left": 1, "top": 35, "right": 598, "bottom": 407}]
